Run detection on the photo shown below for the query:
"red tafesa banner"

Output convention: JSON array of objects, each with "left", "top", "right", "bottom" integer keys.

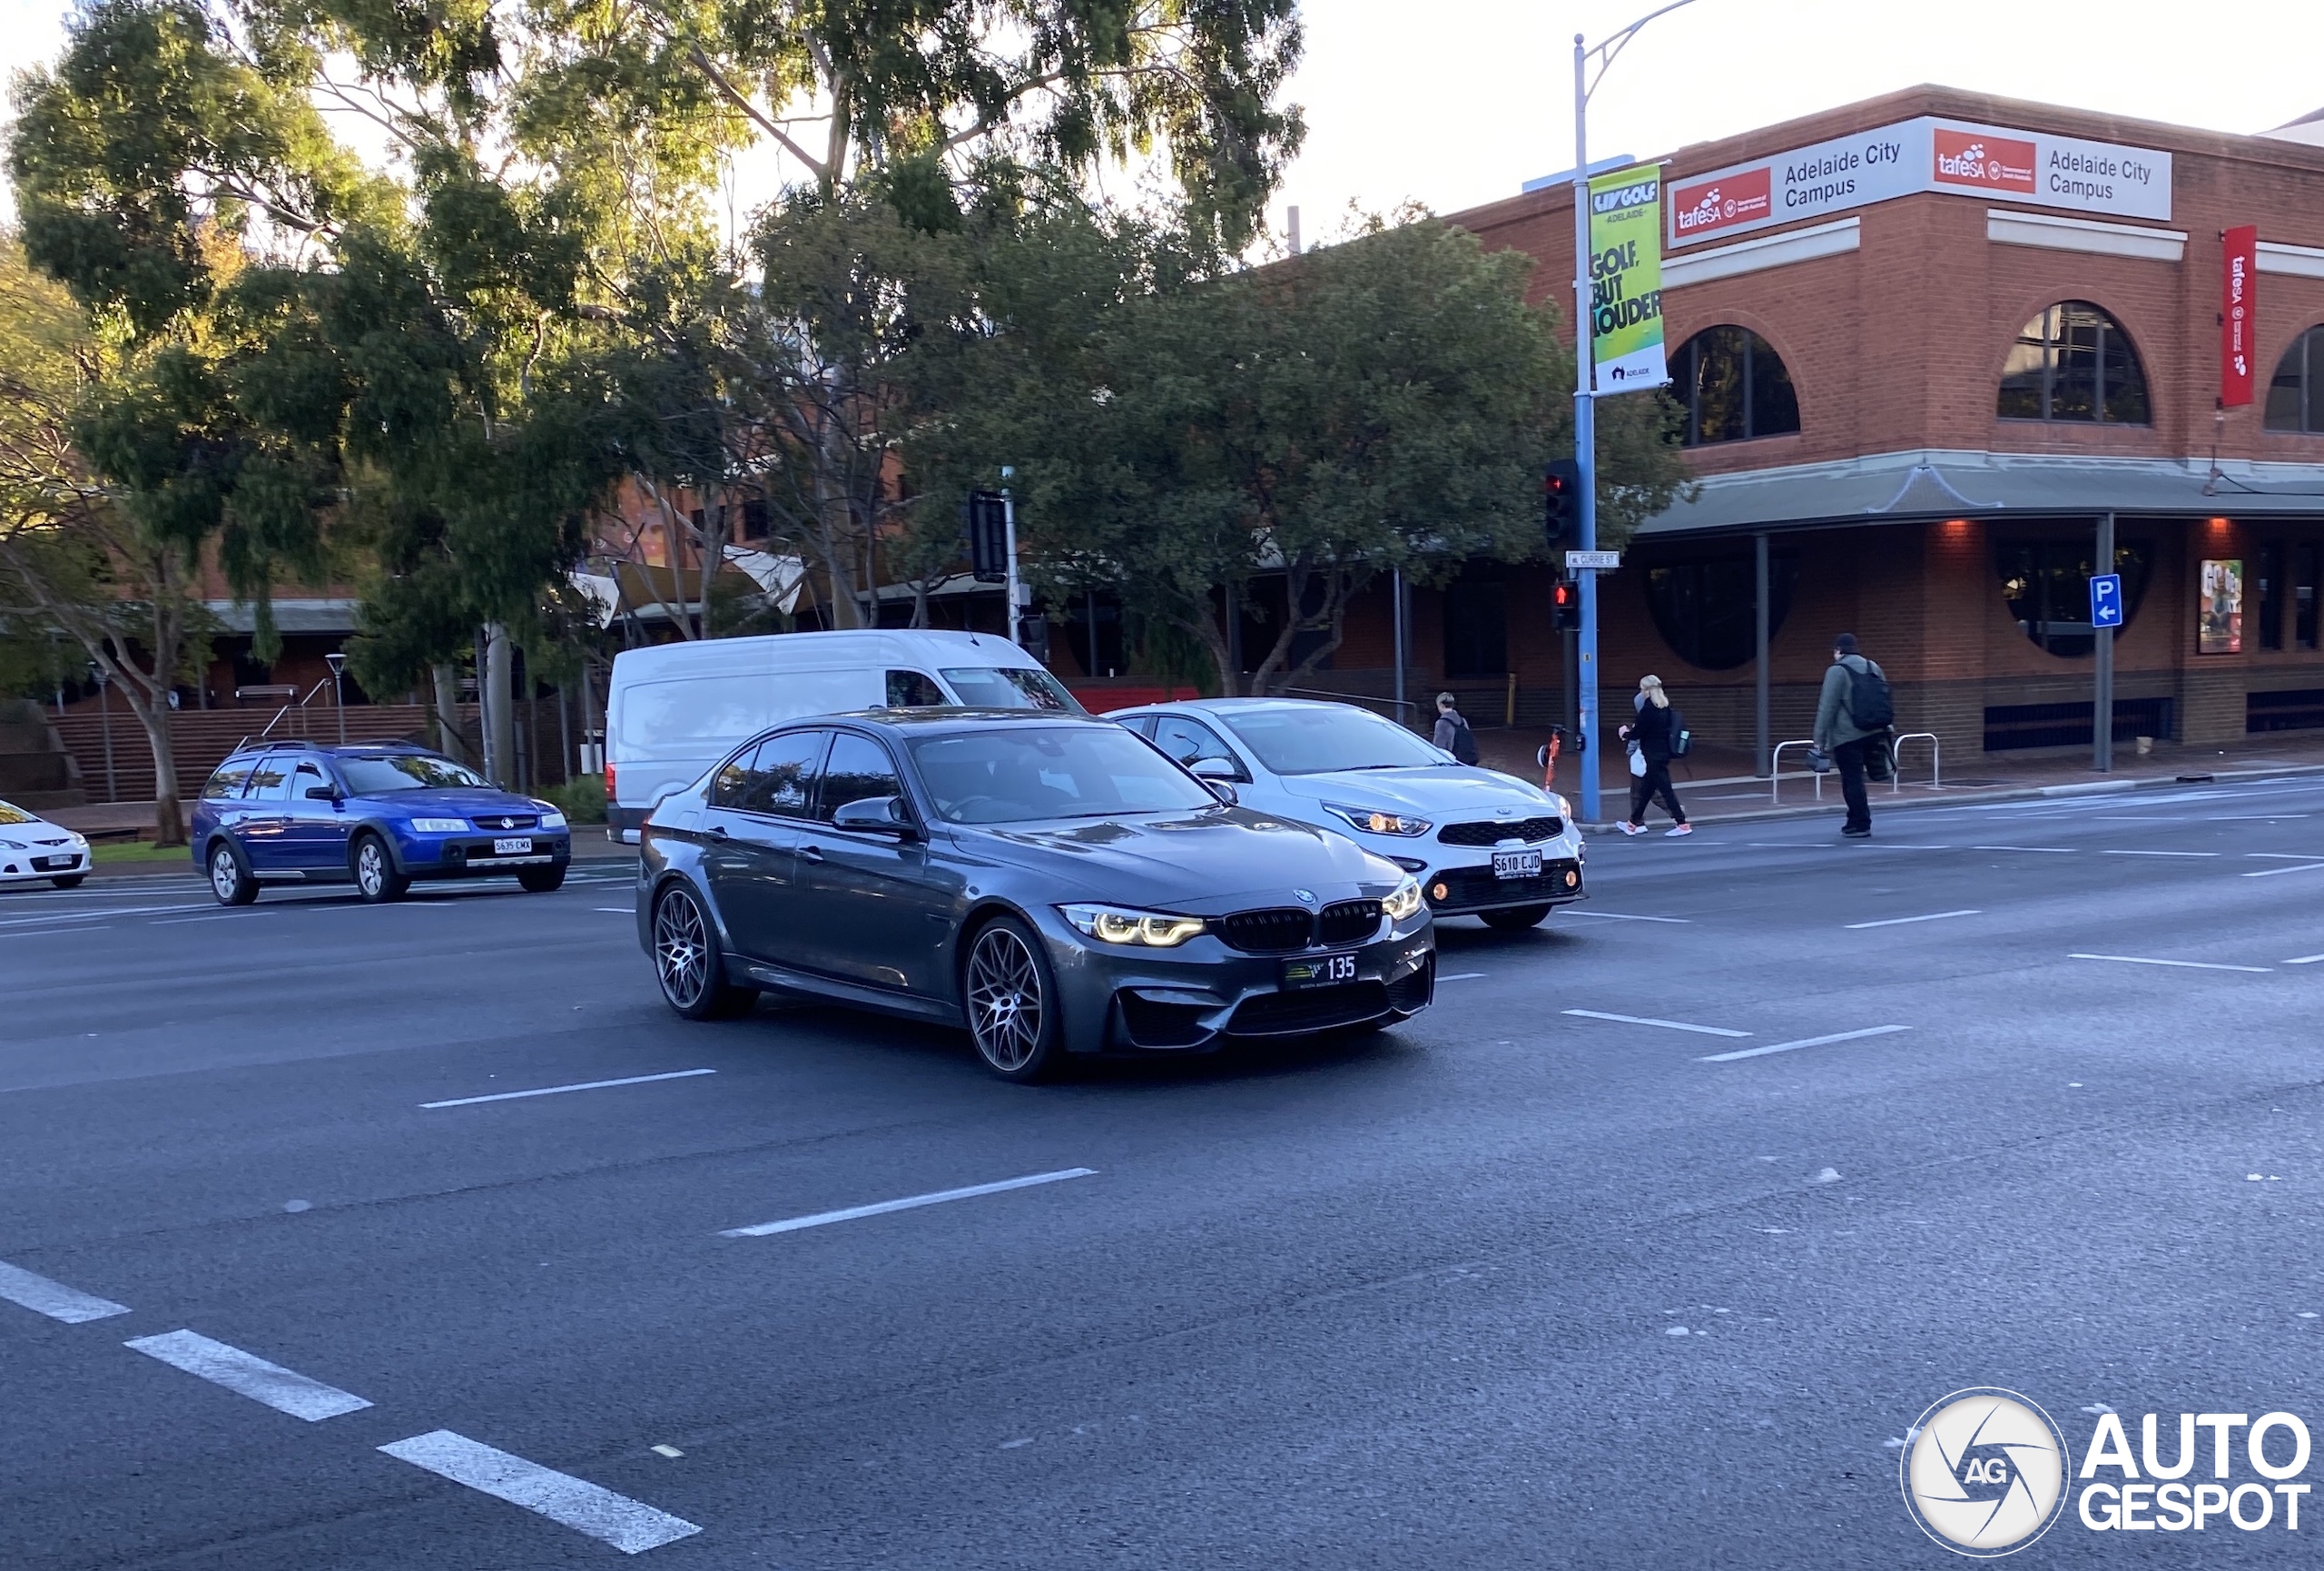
[
  {"left": 1669, "top": 165, "right": 1773, "bottom": 241},
  {"left": 2222, "top": 224, "right": 2259, "bottom": 408},
  {"left": 1931, "top": 128, "right": 2037, "bottom": 193}
]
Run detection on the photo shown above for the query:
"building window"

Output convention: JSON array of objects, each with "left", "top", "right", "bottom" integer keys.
[
  {"left": 1995, "top": 538, "right": 2152, "bottom": 657},
  {"left": 1643, "top": 553, "right": 1797, "bottom": 672},
  {"left": 1442, "top": 575, "right": 1508, "bottom": 677},
  {"left": 1669, "top": 327, "right": 1800, "bottom": 446},
  {"left": 1996, "top": 301, "right": 2150, "bottom": 424},
  {"left": 2266, "top": 326, "right": 2324, "bottom": 433},
  {"left": 2258, "top": 541, "right": 2286, "bottom": 652}
]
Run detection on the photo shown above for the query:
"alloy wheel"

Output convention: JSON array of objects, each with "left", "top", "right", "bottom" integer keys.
[
  {"left": 655, "top": 890, "right": 711, "bottom": 1011},
  {"left": 210, "top": 846, "right": 238, "bottom": 902},
  {"left": 966, "top": 924, "right": 1045, "bottom": 1072},
  {"left": 357, "top": 841, "right": 387, "bottom": 898}
]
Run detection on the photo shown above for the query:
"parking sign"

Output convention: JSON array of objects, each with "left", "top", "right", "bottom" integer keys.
[{"left": 2090, "top": 572, "right": 2123, "bottom": 629}]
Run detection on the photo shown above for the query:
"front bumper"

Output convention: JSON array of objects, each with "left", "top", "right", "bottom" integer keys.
[
  {"left": 0, "top": 846, "right": 88, "bottom": 881},
  {"left": 1421, "top": 855, "right": 1584, "bottom": 915},
  {"left": 1040, "top": 913, "right": 1436, "bottom": 1054},
  {"left": 394, "top": 831, "right": 571, "bottom": 879}
]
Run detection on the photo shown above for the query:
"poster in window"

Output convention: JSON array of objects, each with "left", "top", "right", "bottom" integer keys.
[{"left": 2200, "top": 558, "right": 2243, "bottom": 655}]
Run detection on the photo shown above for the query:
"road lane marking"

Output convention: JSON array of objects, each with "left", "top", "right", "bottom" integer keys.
[
  {"left": 1700, "top": 1025, "right": 1911, "bottom": 1063},
  {"left": 1701, "top": 1025, "right": 1911, "bottom": 1063},
  {"left": 422, "top": 1069, "right": 716, "bottom": 1109},
  {"left": 1563, "top": 1008, "right": 1748, "bottom": 1038},
  {"left": 2100, "top": 850, "right": 2220, "bottom": 858},
  {"left": 595, "top": 907, "right": 633, "bottom": 914},
  {"left": 379, "top": 1430, "right": 701, "bottom": 1554},
  {"left": 722, "top": 1168, "right": 1098, "bottom": 1239},
  {"left": 1561, "top": 911, "right": 1691, "bottom": 924},
  {"left": 1844, "top": 909, "right": 1982, "bottom": 930},
  {"left": 2069, "top": 953, "right": 2273, "bottom": 973},
  {"left": 0, "top": 903, "right": 208, "bottom": 927},
  {"left": 1439, "top": 972, "right": 1486, "bottom": 981},
  {"left": 2244, "top": 862, "right": 2324, "bottom": 878},
  {"left": 1973, "top": 845, "right": 2077, "bottom": 854},
  {"left": 0, "top": 1260, "right": 129, "bottom": 1323},
  {"left": 2247, "top": 853, "right": 2324, "bottom": 860},
  {"left": 151, "top": 912, "right": 277, "bottom": 924},
  {"left": 2286, "top": 954, "right": 2324, "bottom": 965},
  {"left": 2214, "top": 815, "right": 2311, "bottom": 820},
  {"left": 125, "top": 1330, "right": 372, "bottom": 1420}
]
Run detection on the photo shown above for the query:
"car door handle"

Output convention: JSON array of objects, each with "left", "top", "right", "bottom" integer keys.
[
  {"left": 799, "top": 844, "right": 824, "bottom": 862},
  {"left": 705, "top": 825, "right": 728, "bottom": 840}
]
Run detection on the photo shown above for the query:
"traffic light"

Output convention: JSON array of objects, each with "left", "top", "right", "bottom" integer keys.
[
  {"left": 1015, "top": 614, "right": 1050, "bottom": 662},
  {"left": 967, "top": 490, "right": 1009, "bottom": 583},
  {"left": 1551, "top": 575, "right": 1581, "bottom": 631},
  {"left": 1543, "top": 459, "right": 1582, "bottom": 549}
]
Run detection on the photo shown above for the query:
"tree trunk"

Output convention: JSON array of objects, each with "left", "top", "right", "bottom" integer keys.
[
  {"left": 431, "top": 663, "right": 465, "bottom": 762},
  {"left": 482, "top": 625, "right": 517, "bottom": 786},
  {"left": 133, "top": 700, "right": 185, "bottom": 847}
]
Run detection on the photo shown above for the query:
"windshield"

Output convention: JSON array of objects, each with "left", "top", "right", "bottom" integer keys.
[
  {"left": 0, "top": 800, "right": 33, "bottom": 825},
  {"left": 938, "top": 666, "right": 1086, "bottom": 714},
  {"left": 340, "top": 754, "right": 492, "bottom": 794},
  {"left": 909, "top": 726, "right": 1216, "bottom": 824},
  {"left": 1219, "top": 705, "right": 1450, "bottom": 775}
]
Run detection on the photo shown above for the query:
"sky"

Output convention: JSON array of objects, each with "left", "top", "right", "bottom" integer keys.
[{"left": 5, "top": 0, "right": 2324, "bottom": 240}]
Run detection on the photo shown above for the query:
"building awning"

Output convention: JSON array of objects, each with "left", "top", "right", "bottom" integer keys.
[
  {"left": 573, "top": 552, "right": 805, "bottom": 625},
  {"left": 205, "top": 598, "right": 360, "bottom": 634},
  {"left": 1637, "top": 450, "right": 2324, "bottom": 541}
]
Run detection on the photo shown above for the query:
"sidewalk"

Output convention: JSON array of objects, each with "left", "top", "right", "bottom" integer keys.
[{"left": 1471, "top": 725, "right": 2324, "bottom": 828}]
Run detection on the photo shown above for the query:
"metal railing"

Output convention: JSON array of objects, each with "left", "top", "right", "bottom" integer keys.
[
  {"left": 1891, "top": 732, "right": 1940, "bottom": 793},
  {"left": 234, "top": 677, "right": 333, "bottom": 754},
  {"left": 1769, "top": 738, "right": 1825, "bottom": 804}
]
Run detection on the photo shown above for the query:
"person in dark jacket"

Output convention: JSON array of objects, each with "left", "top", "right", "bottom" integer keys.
[
  {"left": 1813, "top": 633, "right": 1885, "bottom": 838},
  {"left": 1616, "top": 675, "right": 1690, "bottom": 836}
]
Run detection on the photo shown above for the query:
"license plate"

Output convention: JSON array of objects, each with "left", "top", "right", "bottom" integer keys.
[
  {"left": 1282, "top": 952, "right": 1359, "bottom": 989},
  {"left": 33, "top": 855, "right": 72, "bottom": 870},
  {"left": 492, "top": 837, "right": 533, "bottom": 855},
  {"left": 1492, "top": 848, "right": 1542, "bottom": 879}
]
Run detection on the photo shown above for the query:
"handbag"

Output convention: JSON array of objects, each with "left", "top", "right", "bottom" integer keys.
[
  {"left": 1807, "top": 746, "right": 1834, "bottom": 775},
  {"left": 1627, "top": 740, "right": 1647, "bottom": 777}
]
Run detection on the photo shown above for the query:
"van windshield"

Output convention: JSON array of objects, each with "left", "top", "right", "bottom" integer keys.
[{"left": 939, "top": 667, "right": 1084, "bottom": 713}]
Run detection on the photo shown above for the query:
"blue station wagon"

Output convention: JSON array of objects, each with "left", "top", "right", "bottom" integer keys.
[{"left": 192, "top": 743, "right": 572, "bottom": 904}]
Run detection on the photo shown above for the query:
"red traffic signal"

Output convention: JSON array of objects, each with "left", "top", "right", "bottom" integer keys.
[
  {"left": 1551, "top": 576, "right": 1581, "bottom": 631},
  {"left": 1544, "top": 459, "right": 1582, "bottom": 548}
]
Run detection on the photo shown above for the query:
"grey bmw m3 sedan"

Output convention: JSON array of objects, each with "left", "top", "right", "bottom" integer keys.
[{"left": 636, "top": 709, "right": 1436, "bottom": 1081}]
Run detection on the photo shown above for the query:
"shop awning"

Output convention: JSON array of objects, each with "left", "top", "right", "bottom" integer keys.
[{"left": 1637, "top": 450, "right": 2324, "bottom": 540}]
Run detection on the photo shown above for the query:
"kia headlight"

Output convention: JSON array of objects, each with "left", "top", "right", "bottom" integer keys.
[
  {"left": 1324, "top": 803, "right": 1433, "bottom": 837},
  {"left": 409, "top": 817, "right": 468, "bottom": 834},
  {"left": 1059, "top": 904, "right": 1206, "bottom": 947},
  {"left": 1382, "top": 875, "right": 1424, "bottom": 922},
  {"left": 1549, "top": 793, "right": 1572, "bottom": 820}
]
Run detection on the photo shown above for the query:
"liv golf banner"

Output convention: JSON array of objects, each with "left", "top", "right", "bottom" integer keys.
[{"left": 1588, "top": 165, "right": 1667, "bottom": 391}]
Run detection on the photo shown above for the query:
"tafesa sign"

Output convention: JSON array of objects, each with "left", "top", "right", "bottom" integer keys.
[
  {"left": 1667, "top": 115, "right": 2173, "bottom": 247},
  {"left": 1588, "top": 164, "right": 1667, "bottom": 392}
]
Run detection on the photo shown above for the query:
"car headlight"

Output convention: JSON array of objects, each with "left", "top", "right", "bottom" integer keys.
[
  {"left": 0, "top": 839, "right": 23, "bottom": 851},
  {"left": 1382, "top": 875, "right": 1424, "bottom": 922},
  {"left": 1059, "top": 904, "right": 1206, "bottom": 946},
  {"left": 409, "top": 817, "right": 469, "bottom": 834},
  {"left": 1324, "top": 803, "right": 1433, "bottom": 837},
  {"left": 1550, "top": 793, "right": 1572, "bottom": 820},
  {"left": 537, "top": 810, "right": 567, "bottom": 831}
]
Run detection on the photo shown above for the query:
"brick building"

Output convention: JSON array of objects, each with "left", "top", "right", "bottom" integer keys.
[{"left": 1316, "top": 84, "right": 2324, "bottom": 766}]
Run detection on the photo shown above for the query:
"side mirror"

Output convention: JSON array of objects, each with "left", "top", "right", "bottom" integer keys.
[
  {"left": 304, "top": 785, "right": 340, "bottom": 801},
  {"left": 1190, "top": 756, "right": 1239, "bottom": 782},
  {"left": 832, "top": 795, "right": 917, "bottom": 837}
]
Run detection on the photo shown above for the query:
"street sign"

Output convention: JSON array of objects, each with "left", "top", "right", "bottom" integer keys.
[
  {"left": 1566, "top": 549, "right": 1620, "bottom": 572},
  {"left": 2090, "top": 572, "right": 2124, "bottom": 629}
]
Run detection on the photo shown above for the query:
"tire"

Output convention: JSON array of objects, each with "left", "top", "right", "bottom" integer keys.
[
  {"left": 651, "top": 882, "right": 757, "bottom": 1020},
  {"left": 51, "top": 874, "right": 86, "bottom": 890},
  {"left": 207, "top": 840, "right": 258, "bottom": 906},
  {"left": 961, "top": 915, "right": 1068, "bottom": 1082},
  {"left": 351, "top": 833, "right": 409, "bottom": 904},
  {"left": 1480, "top": 904, "right": 1552, "bottom": 932},
  {"left": 517, "top": 865, "right": 566, "bottom": 894}
]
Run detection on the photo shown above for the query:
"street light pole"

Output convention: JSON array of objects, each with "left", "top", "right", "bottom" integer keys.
[
  {"left": 1569, "top": 0, "right": 1702, "bottom": 826},
  {"left": 91, "top": 663, "right": 116, "bottom": 804},
  {"left": 325, "top": 651, "right": 348, "bottom": 745}
]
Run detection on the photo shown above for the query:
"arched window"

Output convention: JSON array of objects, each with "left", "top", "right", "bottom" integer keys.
[
  {"left": 2266, "top": 325, "right": 2324, "bottom": 433},
  {"left": 1669, "top": 327, "right": 1800, "bottom": 446},
  {"left": 1994, "top": 538, "right": 2152, "bottom": 657},
  {"left": 1644, "top": 552, "right": 1798, "bottom": 671},
  {"left": 1997, "top": 301, "right": 2149, "bottom": 424}
]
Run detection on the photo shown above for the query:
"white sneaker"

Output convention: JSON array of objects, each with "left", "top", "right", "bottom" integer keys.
[
  {"left": 1664, "top": 824, "right": 1692, "bottom": 837},
  {"left": 1617, "top": 822, "right": 1645, "bottom": 836}
]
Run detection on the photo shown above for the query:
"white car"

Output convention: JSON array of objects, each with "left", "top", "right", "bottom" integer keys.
[
  {"left": 0, "top": 798, "right": 92, "bottom": 889},
  {"left": 1111, "top": 697, "right": 1586, "bottom": 930}
]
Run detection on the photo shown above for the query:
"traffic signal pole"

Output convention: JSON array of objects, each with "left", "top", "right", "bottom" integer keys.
[
  {"left": 1570, "top": 33, "right": 1602, "bottom": 825},
  {"left": 1000, "top": 465, "right": 1024, "bottom": 648}
]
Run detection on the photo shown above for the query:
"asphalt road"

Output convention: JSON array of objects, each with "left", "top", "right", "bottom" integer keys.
[{"left": 5, "top": 780, "right": 2323, "bottom": 1569}]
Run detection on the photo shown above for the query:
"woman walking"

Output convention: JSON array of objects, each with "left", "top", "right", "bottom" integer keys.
[{"left": 1617, "top": 676, "right": 1691, "bottom": 836}]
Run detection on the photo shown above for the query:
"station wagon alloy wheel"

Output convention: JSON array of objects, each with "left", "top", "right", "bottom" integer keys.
[
  {"left": 966, "top": 921, "right": 1055, "bottom": 1079},
  {"left": 209, "top": 842, "right": 256, "bottom": 906}
]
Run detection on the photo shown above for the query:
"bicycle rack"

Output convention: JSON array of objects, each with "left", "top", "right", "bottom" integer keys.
[
  {"left": 1890, "top": 732, "right": 1940, "bottom": 793},
  {"left": 1770, "top": 738, "right": 1825, "bottom": 804}
]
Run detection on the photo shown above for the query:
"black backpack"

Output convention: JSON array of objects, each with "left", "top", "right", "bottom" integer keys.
[
  {"left": 1845, "top": 659, "right": 1895, "bottom": 730},
  {"left": 1666, "top": 704, "right": 1691, "bottom": 757},
  {"left": 1446, "top": 714, "right": 1480, "bottom": 765}
]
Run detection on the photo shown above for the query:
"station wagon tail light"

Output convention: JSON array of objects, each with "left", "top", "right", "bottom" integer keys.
[
  {"left": 410, "top": 817, "right": 469, "bottom": 834},
  {"left": 1323, "top": 803, "right": 1432, "bottom": 837},
  {"left": 1059, "top": 904, "right": 1206, "bottom": 947},
  {"left": 1382, "top": 876, "right": 1424, "bottom": 922}
]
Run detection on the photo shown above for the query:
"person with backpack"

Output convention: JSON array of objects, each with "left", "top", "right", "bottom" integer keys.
[
  {"left": 1433, "top": 692, "right": 1481, "bottom": 765},
  {"left": 1814, "top": 633, "right": 1893, "bottom": 839},
  {"left": 1616, "top": 675, "right": 1691, "bottom": 836}
]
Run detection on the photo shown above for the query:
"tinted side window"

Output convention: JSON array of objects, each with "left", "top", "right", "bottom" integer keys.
[
  {"left": 744, "top": 730, "right": 827, "bottom": 817},
  {"left": 1119, "top": 715, "right": 1158, "bottom": 738},
  {"left": 1152, "top": 716, "right": 1236, "bottom": 772},
  {"left": 710, "top": 743, "right": 763, "bottom": 810},
  {"left": 818, "top": 734, "right": 902, "bottom": 822},
  {"left": 203, "top": 762, "right": 255, "bottom": 799},
  {"left": 245, "top": 755, "right": 295, "bottom": 800},
  {"left": 885, "top": 670, "right": 946, "bottom": 707},
  {"left": 291, "top": 759, "right": 334, "bottom": 797}
]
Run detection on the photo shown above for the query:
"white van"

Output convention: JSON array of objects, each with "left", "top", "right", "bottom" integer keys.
[{"left": 605, "top": 629, "right": 1085, "bottom": 840}]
